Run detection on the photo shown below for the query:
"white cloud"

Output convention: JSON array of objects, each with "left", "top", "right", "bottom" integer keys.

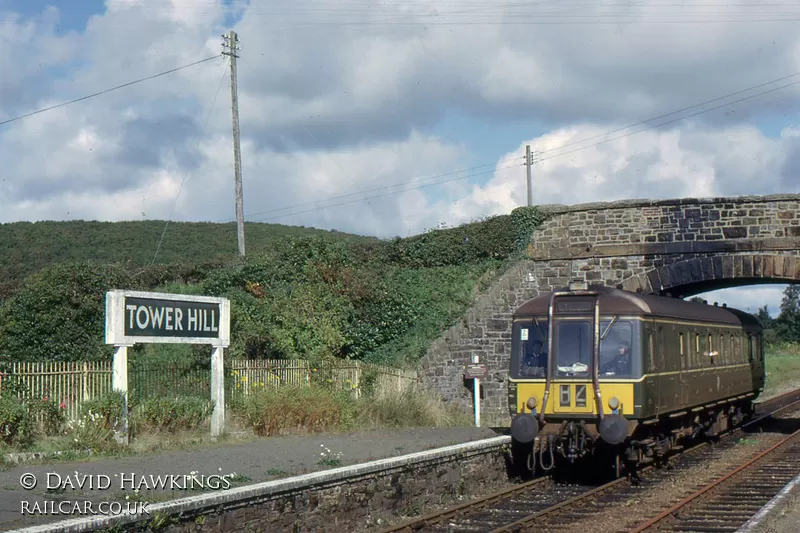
[
  {"left": 2, "top": 0, "right": 800, "bottom": 241},
  {"left": 424, "top": 122, "right": 792, "bottom": 229},
  {"left": 693, "top": 285, "right": 787, "bottom": 317}
]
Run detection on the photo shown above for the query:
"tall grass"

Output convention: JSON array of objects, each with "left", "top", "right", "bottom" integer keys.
[
  {"left": 355, "top": 389, "right": 472, "bottom": 429},
  {"left": 228, "top": 385, "right": 471, "bottom": 437},
  {"left": 764, "top": 342, "right": 800, "bottom": 400}
]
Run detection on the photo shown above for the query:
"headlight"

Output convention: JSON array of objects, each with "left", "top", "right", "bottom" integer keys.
[
  {"left": 608, "top": 396, "right": 620, "bottom": 410},
  {"left": 526, "top": 397, "right": 538, "bottom": 410}
]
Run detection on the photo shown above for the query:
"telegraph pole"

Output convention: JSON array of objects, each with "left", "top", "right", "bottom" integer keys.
[
  {"left": 222, "top": 30, "right": 245, "bottom": 257},
  {"left": 525, "top": 145, "right": 533, "bottom": 207}
]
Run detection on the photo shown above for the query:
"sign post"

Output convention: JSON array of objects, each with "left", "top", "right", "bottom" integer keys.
[
  {"left": 464, "top": 355, "right": 488, "bottom": 428},
  {"left": 105, "top": 290, "right": 231, "bottom": 443}
]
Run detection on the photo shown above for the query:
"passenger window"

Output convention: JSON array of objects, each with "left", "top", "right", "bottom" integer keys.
[{"left": 648, "top": 331, "right": 655, "bottom": 372}]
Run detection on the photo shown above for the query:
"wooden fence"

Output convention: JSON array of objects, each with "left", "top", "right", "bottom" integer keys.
[{"left": 0, "top": 359, "right": 418, "bottom": 420}]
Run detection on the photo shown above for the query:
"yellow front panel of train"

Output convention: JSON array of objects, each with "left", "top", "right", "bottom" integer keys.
[{"left": 515, "top": 381, "right": 635, "bottom": 416}]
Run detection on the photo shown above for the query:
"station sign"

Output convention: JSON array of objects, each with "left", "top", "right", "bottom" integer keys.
[{"left": 105, "top": 290, "right": 230, "bottom": 347}]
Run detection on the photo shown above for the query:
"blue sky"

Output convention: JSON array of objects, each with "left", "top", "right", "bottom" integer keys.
[{"left": 1, "top": 0, "right": 799, "bottom": 315}]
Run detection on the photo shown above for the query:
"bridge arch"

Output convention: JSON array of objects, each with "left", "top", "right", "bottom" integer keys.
[{"left": 619, "top": 253, "right": 800, "bottom": 299}]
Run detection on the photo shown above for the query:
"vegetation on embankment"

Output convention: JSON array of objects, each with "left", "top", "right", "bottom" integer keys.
[
  {"left": 0, "top": 219, "right": 373, "bottom": 300},
  {"left": 763, "top": 342, "right": 800, "bottom": 400},
  {"left": 0, "top": 207, "right": 547, "bottom": 369}
]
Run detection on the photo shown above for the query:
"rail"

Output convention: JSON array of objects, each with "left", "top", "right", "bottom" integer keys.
[{"left": 377, "top": 388, "right": 800, "bottom": 533}]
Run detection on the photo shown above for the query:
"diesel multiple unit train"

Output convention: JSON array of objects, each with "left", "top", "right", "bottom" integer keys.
[{"left": 508, "top": 280, "right": 765, "bottom": 475}]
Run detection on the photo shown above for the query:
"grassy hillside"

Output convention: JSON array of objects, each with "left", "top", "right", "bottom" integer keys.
[
  {"left": 0, "top": 207, "right": 546, "bottom": 368},
  {"left": 0, "top": 220, "right": 375, "bottom": 298}
]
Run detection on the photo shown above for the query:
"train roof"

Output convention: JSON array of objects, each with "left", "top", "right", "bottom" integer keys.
[{"left": 514, "top": 284, "right": 760, "bottom": 327}]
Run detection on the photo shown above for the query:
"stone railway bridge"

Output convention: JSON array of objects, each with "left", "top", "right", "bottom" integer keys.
[{"left": 420, "top": 193, "right": 800, "bottom": 426}]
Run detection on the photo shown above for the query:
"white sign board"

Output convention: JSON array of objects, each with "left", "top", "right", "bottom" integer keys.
[
  {"left": 105, "top": 290, "right": 230, "bottom": 347},
  {"left": 104, "top": 290, "right": 231, "bottom": 441}
]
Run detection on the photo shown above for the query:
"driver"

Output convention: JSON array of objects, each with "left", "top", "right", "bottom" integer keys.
[
  {"left": 602, "top": 341, "right": 631, "bottom": 375},
  {"left": 611, "top": 342, "right": 631, "bottom": 375}
]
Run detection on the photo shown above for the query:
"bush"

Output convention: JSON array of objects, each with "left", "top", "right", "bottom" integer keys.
[
  {"left": 233, "top": 385, "right": 354, "bottom": 437},
  {"left": 0, "top": 394, "right": 35, "bottom": 448},
  {"left": 134, "top": 397, "right": 213, "bottom": 432},
  {"left": 355, "top": 388, "right": 472, "bottom": 428},
  {"left": 0, "top": 378, "right": 64, "bottom": 449},
  {"left": 27, "top": 397, "right": 65, "bottom": 436},
  {"left": 67, "top": 391, "right": 126, "bottom": 453}
]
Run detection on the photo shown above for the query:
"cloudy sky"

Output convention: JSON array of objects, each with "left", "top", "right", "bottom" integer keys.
[{"left": 2, "top": 0, "right": 799, "bottom": 315}]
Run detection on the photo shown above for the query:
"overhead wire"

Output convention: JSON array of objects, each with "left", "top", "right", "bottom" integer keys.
[
  {"left": 151, "top": 57, "right": 229, "bottom": 264},
  {"left": 235, "top": 158, "right": 522, "bottom": 222},
  {"left": 238, "top": 68, "right": 800, "bottom": 223},
  {"left": 0, "top": 55, "right": 221, "bottom": 128}
]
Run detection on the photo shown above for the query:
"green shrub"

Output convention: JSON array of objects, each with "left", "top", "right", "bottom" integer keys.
[
  {"left": 134, "top": 397, "right": 213, "bottom": 432},
  {"left": 27, "top": 397, "right": 65, "bottom": 436},
  {"left": 0, "top": 394, "right": 35, "bottom": 448},
  {"left": 80, "top": 391, "right": 125, "bottom": 431},
  {"left": 355, "top": 388, "right": 472, "bottom": 428},
  {"left": 0, "top": 378, "right": 64, "bottom": 449},
  {"left": 233, "top": 385, "right": 354, "bottom": 437},
  {"left": 67, "top": 391, "right": 126, "bottom": 453}
]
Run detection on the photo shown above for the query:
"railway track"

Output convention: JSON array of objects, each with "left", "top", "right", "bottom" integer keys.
[
  {"left": 628, "top": 428, "right": 800, "bottom": 533},
  {"left": 376, "top": 389, "right": 800, "bottom": 533}
]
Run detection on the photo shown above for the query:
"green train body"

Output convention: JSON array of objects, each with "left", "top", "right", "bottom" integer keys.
[{"left": 508, "top": 282, "right": 765, "bottom": 473}]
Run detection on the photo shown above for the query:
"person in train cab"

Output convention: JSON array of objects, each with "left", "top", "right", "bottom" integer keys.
[
  {"left": 523, "top": 340, "right": 547, "bottom": 377},
  {"left": 602, "top": 341, "right": 631, "bottom": 376}
]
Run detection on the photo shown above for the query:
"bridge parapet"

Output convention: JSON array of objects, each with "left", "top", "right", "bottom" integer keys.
[{"left": 529, "top": 193, "right": 800, "bottom": 262}]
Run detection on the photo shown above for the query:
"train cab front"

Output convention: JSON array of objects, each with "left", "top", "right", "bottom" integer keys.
[{"left": 508, "top": 281, "right": 637, "bottom": 474}]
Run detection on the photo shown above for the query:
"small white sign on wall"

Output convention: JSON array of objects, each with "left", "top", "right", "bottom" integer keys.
[{"left": 521, "top": 328, "right": 529, "bottom": 340}]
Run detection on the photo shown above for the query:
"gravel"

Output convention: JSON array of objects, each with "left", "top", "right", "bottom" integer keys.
[
  {"left": 0, "top": 426, "right": 500, "bottom": 531},
  {"left": 541, "top": 407, "right": 800, "bottom": 533},
  {"left": 744, "top": 485, "right": 800, "bottom": 533}
]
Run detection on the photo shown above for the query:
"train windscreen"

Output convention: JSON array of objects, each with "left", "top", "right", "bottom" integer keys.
[
  {"left": 511, "top": 319, "right": 548, "bottom": 378},
  {"left": 598, "top": 320, "right": 634, "bottom": 378},
  {"left": 553, "top": 320, "right": 592, "bottom": 377}
]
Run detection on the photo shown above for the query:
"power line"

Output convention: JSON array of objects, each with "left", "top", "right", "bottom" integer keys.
[
  {"left": 535, "top": 77, "right": 800, "bottom": 164},
  {"left": 240, "top": 68, "right": 800, "bottom": 223},
  {"left": 248, "top": 162, "right": 521, "bottom": 223},
  {"left": 0, "top": 55, "right": 221, "bottom": 128},
  {"left": 151, "top": 60, "right": 229, "bottom": 265},
  {"left": 231, "top": 160, "right": 517, "bottom": 221},
  {"left": 533, "top": 70, "right": 800, "bottom": 158}
]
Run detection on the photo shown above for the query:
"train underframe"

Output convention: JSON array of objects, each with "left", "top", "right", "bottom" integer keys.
[{"left": 516, "top": 398, "right": 756, "bottom": 479}]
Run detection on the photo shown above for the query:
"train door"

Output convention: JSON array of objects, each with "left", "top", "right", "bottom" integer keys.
[
  {"left": 679, "top": 330, "right": 689, "bottom": 406},
  {"left": 644, "top": 322, "right": 658, "bottom": 415},
  {"left": 657, "top": 324, "right": 672, "bottom": 411}
]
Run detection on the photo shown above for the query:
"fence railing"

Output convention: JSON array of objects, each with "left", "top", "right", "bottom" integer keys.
[{"left": 0, "top": 359, "right": 418, "bottom": 420}]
